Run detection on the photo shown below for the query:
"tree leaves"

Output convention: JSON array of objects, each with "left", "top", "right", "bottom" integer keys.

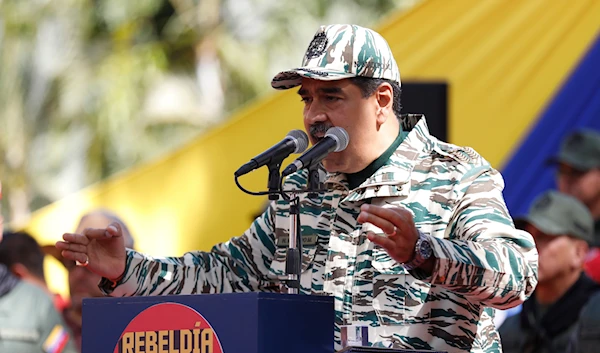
[{"left": 0, "top": 0, "right": 415, "bottom": 225}]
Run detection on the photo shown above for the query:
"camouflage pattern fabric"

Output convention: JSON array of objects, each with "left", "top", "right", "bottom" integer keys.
[
  {"left": 271, "top": 24, "right": 401, "bottom": 90},
  {"left": 101, "top": 115, "right": 538, "bottom": 352}
]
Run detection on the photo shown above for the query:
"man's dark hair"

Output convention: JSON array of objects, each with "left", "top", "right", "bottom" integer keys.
[
  {"left": 0, "top": 230, "right": 45, "bottom": 280},
  {"left": 350, "top": 77, "right": 402, "bottom": 119}
]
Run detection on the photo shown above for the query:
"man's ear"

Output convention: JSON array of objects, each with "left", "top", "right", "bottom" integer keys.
[
  {"left": 571, "top": 239, "right": 589, "bottom": 269},
  {"left": 10, "top": 263, "right": 30, "bottom": 278},
  {"left": 375, "top": 82, "right": 394, "bottom": 126}
]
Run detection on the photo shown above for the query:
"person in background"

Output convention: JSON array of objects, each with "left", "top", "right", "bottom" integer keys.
[
  {"left": 496, "top": 128, "right": 600, "bottom": 330},
  {"left": 44, "top": 208, "right": 134, "bottom": 352},
  {"left": 0, "top": 182, "right": 77, "bottom": 353},
  {"left": 567, "top": 289, "right": 600, "bottom": 353},
  {"left": 553, "top": 129, "right": 600, "bottom": 282},
  {"left": 0, "top": 230, "right": 68, "bottom": 311},
  {"left": 499, "top": 191, "right": 599, "bottom": 353}
]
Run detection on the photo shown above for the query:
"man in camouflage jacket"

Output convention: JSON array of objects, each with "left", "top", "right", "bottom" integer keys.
[{"left": 58, "top": 25, "right": 538, "bottom": 352}]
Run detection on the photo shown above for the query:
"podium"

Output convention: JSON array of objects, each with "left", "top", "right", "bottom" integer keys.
[{"left": 82, "top": 292, "right": 334, "bottom": 353}]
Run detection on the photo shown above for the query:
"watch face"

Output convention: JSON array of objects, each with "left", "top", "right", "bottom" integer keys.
[
  {"left": 402, "top": 233, "right": 432, "bottom": 270},
  {"left": 419, "top": 239, "right": 433, "bottom": 258}
]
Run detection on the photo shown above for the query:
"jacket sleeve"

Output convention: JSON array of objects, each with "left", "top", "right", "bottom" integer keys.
[
  {"left": 102, "top": 203, "right": 279, "bottom": 297},
  {"left": 417, "top": 166, "right": 538, "bottom": 309}
]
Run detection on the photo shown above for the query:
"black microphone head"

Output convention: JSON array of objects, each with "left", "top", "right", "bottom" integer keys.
[
  {"left": 287, "top": 129, "right": 309, "bottom": 154},
  {"left": 325, "top": 127, "right": 349, "bottom": 152}
]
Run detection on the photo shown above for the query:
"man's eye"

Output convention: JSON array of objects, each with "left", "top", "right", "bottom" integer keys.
[
  {"left": 325, "top": 96, "right": 340, "bottom": 101},
  {"left": 300, "top": 97, "right": 311, "bottom": 103}
]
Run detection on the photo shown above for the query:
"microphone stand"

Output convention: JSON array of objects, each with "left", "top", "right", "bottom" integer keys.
[
  {"left": 268, "top": 160, "right": 302, "bottom": 293},
  {"left": 235, "top": 162, "right": 330, "bottom": 295},
  {"left": 267, "top": 162, "right": 282, "bottom": 201},
  {"left": 307, "top": 164, "right": 322, "bottom": 200},
  {"left": 285, "top": 195, "right": 301, "bottom": 294},
  {"left": 287, "top": 163, "right": 322, "bottom": 293}
]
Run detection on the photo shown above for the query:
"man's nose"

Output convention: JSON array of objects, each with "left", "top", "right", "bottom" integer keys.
[{"left": 304, "top": 105, "right": 328, "bottom": 126}]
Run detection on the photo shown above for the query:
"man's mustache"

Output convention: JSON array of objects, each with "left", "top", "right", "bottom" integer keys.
[{"left": 308, "top": 123, "right": 333, "bottom": 141}]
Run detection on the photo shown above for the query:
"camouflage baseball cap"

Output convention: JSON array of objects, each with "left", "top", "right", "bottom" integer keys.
[
  {"left": 552, "top": 129, "right": 600, "bottom": 171},
  {"left": 271, "top": 24, "right": 401, "bottom": 90},
  {"left": 515, "top": 190, "right": 594, "bottom": 243}
]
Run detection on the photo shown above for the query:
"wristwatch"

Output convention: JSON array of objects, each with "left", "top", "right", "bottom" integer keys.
[{"left": 402, "top": 230, "right": 433, "bottom": 271}]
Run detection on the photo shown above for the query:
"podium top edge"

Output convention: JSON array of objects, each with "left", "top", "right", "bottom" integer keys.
[{"left": 83, "top": 292, "right": 334, "bottom": 306}]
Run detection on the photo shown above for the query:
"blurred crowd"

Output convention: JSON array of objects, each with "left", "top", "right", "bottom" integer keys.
[
  {"left": 496, "top": 129, "right": 600, "bottom": 353},
  {"left": 0, "top": 128, "right": 599, "bottom": 353},
  {"left": 0, "top": 208, "right": 134, "bottom": 352}
]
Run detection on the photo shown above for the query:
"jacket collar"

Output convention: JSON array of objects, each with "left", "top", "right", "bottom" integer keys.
[{"left": 325, "top": 114, "right": 433, "bottom": 202}]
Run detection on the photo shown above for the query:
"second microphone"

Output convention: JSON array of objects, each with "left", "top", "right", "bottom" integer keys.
[{"left": 282, "top": 127, "right": 349, "bottom": 177}]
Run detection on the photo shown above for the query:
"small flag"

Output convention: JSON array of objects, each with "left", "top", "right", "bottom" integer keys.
[{"left": 43, "top": 325, "right": 70, "bottom": 353}]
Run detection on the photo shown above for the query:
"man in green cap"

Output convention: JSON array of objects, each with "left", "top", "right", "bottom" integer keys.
[
  {"left": 499, "top": 190, "right": 599, "bottom": 353},
  {"left": 552, "top": 129, "right": 600, "bottom": 282},
  {"left": 56, "top": 24, "right": 538, "bottom": 352}
]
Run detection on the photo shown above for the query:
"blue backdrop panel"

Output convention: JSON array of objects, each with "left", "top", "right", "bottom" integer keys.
[{"left": 502, "top": 33, "right": 600, "bottom": 216}]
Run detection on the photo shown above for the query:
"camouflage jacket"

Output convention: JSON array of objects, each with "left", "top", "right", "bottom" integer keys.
[{"left": 103, "top": 115, "right": 538, "bottom": 353}]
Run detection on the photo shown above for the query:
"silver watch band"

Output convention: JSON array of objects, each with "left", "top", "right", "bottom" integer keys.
[{"left": 402, "top": 230, "right": 431, "bottom": 271}]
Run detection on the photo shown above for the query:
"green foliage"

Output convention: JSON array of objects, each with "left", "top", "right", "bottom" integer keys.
[{"left": 0, "top": 0, "right": 418, "bottom": 225}]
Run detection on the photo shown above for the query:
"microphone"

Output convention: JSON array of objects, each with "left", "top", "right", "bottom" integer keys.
[
  {"left": 281, "top": 127, "right": 349, "bottom": 177},
  {"left": 235, "top": 130, "right": 309, "bottom": 177}
]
